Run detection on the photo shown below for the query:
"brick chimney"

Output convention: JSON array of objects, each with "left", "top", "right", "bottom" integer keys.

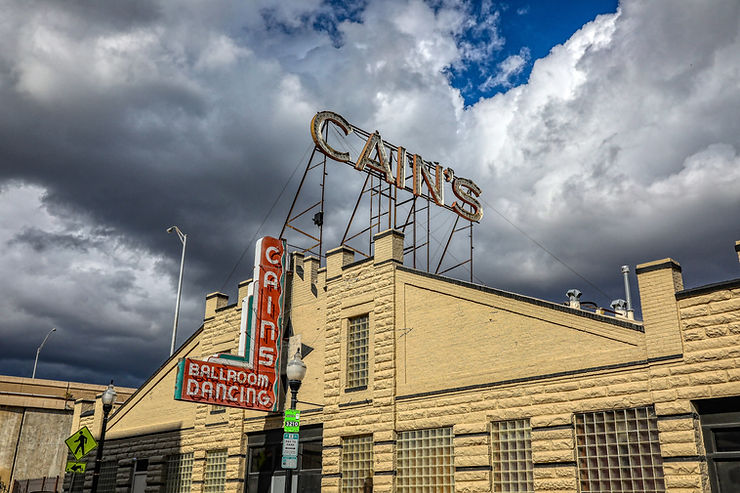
[
  {"left": 205, "top": 292, "right": 229, "bottom": 319},
  {"left": 636, "top": 259, "right": 684, "bottom": 360},
  {"left": 326, "top": 245, "right": 354, "bottom": 279},
  {"left": 373, "top": 229, "right": 404, "bottom": 264}
]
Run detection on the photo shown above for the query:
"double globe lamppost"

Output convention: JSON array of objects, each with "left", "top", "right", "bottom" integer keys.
[{"left": 284, "top": 352, "right": 307, "bottom": 493}]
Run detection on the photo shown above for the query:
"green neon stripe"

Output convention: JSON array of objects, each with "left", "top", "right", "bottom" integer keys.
[
  {"left": 174, "top": 359, "right": 185, "bottom": 400},
  {"left": 244, "top": 293, "right": 254, "bottom": 359},
  {"left": 217, "top": 353, "right": 249, "bottom": 362}
]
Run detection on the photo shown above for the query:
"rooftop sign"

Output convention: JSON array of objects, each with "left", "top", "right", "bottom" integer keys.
[{"left": 310, "top": 111, "right": 483, "bottom": 222}]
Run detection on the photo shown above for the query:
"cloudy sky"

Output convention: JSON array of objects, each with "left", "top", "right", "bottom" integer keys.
[{"left": 1, "top": 0, "right": 738, "bottom": 388}]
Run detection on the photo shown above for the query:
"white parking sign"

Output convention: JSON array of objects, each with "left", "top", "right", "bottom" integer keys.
[{"left": 282, "top": 432, "right": 299, "bottom": 469}]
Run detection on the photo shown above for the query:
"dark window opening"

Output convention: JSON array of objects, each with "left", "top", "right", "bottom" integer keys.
[
  {"left": 696, "top": 397, "right": 740, "bottom": 492},
  {"left": 246, "top": 425, "right": 322, "bottom": 493}
]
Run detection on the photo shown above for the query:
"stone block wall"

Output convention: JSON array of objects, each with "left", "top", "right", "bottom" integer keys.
[
  {"left": 310, "top": 236, "right": 740, "bottom": 492},
  {"left": 191, "top": 298, "right": 246, "bottom": 493}
]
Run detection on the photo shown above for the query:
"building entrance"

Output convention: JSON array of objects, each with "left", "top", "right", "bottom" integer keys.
[{"left": 246, "top": 425, "right": 322, "bottom": 492}]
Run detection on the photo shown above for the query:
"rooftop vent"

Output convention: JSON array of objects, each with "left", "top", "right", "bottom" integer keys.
[
  {"left": 566, "top": 289, "right": 582, "bottom": 309},
  {"left": 611, "top": 299, "right": 628, "bottom": 317}
]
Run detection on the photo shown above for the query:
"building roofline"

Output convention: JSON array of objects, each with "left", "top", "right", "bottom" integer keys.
[
  {"left": 396, "top": 265, "right": 644, "bottom": 331},
  {"left": 108, "top": 324, "right": 204, "bottom": 421},
  {"left": 676, "top": 278, "right": 740, "bottom": 300}
]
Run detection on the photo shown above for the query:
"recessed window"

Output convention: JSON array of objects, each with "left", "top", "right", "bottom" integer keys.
[
  {"left": 165, "top": 453, "right": 194, "bottom": 493},
  {"left": 696, "top": 396, "right": 740, "bottom": 492},
  {"left": 347, "top": 314, "right": 369, "bottom": 388},
  {"left": 203, "top": 449, "right": 228, "bottom": 493},
  {"left": 491, "top": 419, "right": 533, "bottom": 492},
  {"left": 397, "top": 428, "right": 454, "bottom": 492},
  {"left": 246, "top": 426, "right": 323, "bottom": 493},
  {"left": 575, "top": 407, "right": 666, "bottom": 493},
  {"left": 341, "top": 435, "right": 373, "bottom": 492}
]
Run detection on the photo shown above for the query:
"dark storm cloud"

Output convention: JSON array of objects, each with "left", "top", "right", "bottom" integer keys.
[
  {"left": 10, "top": 228, "right": 93, "bottom": 253},
  {"left": 0, "top": 0, "right": 738, "bottom": 388},
  {"left": 0, "top": 0, "right": 320, "bottom": 385}
]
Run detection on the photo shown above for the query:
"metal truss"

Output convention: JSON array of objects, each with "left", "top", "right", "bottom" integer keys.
[{"left": 280, "top": 125, "right": 475, "bottom": 282}]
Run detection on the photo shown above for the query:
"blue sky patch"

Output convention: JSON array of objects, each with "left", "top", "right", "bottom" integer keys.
[{"left": 447, "top": 0, "right": 618, "bottom": 106}]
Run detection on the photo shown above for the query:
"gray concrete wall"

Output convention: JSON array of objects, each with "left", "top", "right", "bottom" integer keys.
[
  {"left": 0, "top": 406, "right": 73, "bottom": 490},
  {"left": 0, "top": 407, "right": 23, "bottom": 491}
]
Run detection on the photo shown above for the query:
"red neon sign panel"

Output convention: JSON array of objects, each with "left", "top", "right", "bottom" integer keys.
[{"left": 174, "top": 236, "right": 287, "bottom": 412}]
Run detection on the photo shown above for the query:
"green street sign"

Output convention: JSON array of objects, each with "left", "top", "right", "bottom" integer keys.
[
  {"left": 66, "top": 461, "right": 87, "bottom": 474},
  {"left": 283, "top": 409, "right": 300, "bottom": 432},
  {"left": 65, "top": 426, "right": 98, "bottom": 460}
]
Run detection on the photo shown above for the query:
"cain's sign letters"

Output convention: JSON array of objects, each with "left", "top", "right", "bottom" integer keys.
[{"left": 311, "top": 111, "right": 483, "bottom": 222}]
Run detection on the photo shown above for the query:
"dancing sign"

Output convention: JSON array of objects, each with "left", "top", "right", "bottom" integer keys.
[{"left": 174, "top": 237, "right": 287, "bottom": 412}]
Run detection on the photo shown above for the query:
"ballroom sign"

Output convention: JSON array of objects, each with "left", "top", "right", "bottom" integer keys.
[
  {"left": 310, "top": 111, "right": 483, "bottom": 222},
  {"left": 174, "top": 236, "right": 287, "bottom": 412}
]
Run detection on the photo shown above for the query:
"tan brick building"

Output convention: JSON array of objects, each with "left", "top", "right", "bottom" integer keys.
[{"left": 71, "top": 234, "right": 740, "bottom": 493}]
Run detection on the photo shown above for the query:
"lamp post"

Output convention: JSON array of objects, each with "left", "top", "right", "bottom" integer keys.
[
  {"left": 284, "top": 351, "right": 307, "bottom": 493},
  {"left": 167, "top": 226, "right": 187, "bottom": 356},
  {"left": 32, "top": 327, "right": 56, "bottom": 379},
  {"left": 91, "top": 382, "right": 116, "bottom": 493}
]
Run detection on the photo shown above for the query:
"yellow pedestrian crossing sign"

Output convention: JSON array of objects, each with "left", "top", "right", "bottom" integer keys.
[
  {"left": 65, "top": 461, "right": 87, "bottom": 474},
  {"left": 65, "top": 426, "right": 98, "bottom": 460}
]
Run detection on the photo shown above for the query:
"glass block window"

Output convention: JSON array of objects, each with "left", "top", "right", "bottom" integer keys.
[
  {"left": 397, "top": 428, "right": 454, "bottom": 493},
  {"left": 491, "top": 419, "right": 533, "bottom": 492},
  {"left": 341, "top": 435, "right": 373, "bottom": 492},
  {"left": 203, "top": 449, "right": 228, "bottom": 493},
  {"left": 347, "top": 315, "right": 369, "bottom": 388},
  {"left": 97, "top": 460, "right": 118, "bottom": 493},
  {"left": 165, "top": 453, "right": 194, "bottom": 493},
  {"left": 575, "top": 407, "right": 666, "bottom": 493}
]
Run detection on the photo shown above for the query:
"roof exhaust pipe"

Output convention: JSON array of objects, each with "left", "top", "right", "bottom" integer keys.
[{"left": 621, "top": 265, "right": 634, "bottom": 320}]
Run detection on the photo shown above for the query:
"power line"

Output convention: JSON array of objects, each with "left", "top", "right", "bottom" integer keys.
[
  {"left": 480, "top": 197, "right": 616, "bottom": 300},
  {"left": 218, "top": 143, "right": 313, "bottom": 293}
]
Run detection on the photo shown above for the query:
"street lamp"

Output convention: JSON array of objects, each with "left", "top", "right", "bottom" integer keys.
[
  {"left": 167, "top": 226, "right": 187, "bottom": 356},
  {"left": 286, "top": 351, "right": 307, "bottom": 406},
  {"left": 284, "top": 351, "right": 307, "bottom": 493},
  {"left": 91, "top": 382, "right": 116, "bottom": 493},
  {"left": 32, "top": 327, "right": 56, "bottom": 379}
]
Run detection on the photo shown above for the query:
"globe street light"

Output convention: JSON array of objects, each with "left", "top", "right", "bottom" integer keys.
[
  {"left": 284, "top": 351, "right": 307, "bottom": 493},
  {"left": 32, "top": 327, "right": 56, "bottom": 379},
  {"left": 167, "top": 226, "right": 187, "bottom": 356},
  {"left": 286, "top": 351, "right": 308, "bottom": 401},
  {"left": 91, "top": 382, "right": 117, "bottom": 493}
]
